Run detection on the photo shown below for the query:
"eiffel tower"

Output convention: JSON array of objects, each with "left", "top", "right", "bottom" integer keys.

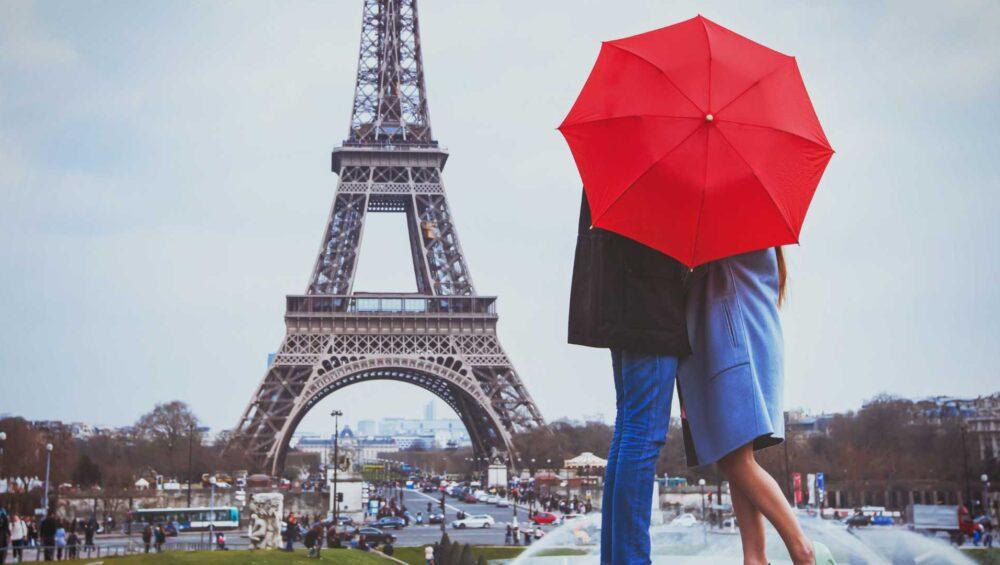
[{"left": 232, "top": 0, "right": 545, "bottom": 475}]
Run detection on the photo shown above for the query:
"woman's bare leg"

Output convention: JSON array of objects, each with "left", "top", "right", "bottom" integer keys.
[
  {"left": 718, "top": 444, "right": 815, "bottom": 565},
  {"left": 729, "top": 480, "right": 767, "bottom": 565}
]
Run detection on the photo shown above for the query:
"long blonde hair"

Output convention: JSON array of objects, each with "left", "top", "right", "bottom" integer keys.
[{"left": 776, "top": 247, "right": 787, "bottom": 308}]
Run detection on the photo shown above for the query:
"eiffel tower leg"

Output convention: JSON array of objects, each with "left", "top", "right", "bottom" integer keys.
[{"left": 308, "top": 192, "right": 368, "bottom": 295}]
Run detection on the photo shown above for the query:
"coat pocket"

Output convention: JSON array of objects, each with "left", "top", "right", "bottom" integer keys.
[{"left": 704, "top": 295, "right": 751, "bottom": 379}]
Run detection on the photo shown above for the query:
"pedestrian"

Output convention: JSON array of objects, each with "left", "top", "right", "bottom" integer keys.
[
  {"left": 54, "top": 521, "right": 66, "bottom": 561},
  {"left": 82, "top": 519, "right": 95, "bottom": 555},
  {"left": 504, "top": 523, "right": 512, "bottom": 545},
  {"left": 0, "top": 508, "right": 9, "bottom": 565},
  {"left": 522, "top": 528, "right": 531, "bottom": 546},
  {"left": 567, "top": 192, "right": 688, "bottom": 565},
  {"left": 26, "top": 520, "right": 36, "bottom": 549},
  {"left": 66, "top": 528, "right": 79, "bottom": 560},
  {"left": 303, "top": 524, "right": 318, "bottom": 558},
  {"left": 283, "top": 513, "right": 297, "bottom": 552},
  {"left": 10, "top": 514, "right": 26, "bottom": 562},
  {"left": 424, "top": 544, "right": 434, "bottom": 565},
  {"left": 39, "top": 513, "right": 56, "bottom": 562},
  {"left": 215, "top": 531, "right": 227, "bottom": 551},
  {"left": 140, "top": 523, "right": 151, "bottom": 553},
  {"left": 154, "top": 525, "right": 165, "bottom": 553}
]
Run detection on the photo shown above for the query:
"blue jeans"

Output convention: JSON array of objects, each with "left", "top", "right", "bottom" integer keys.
[{"left": 601, "top": 350, "right": 677, "bottom": 565}]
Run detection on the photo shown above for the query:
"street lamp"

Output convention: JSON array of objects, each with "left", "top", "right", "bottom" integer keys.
[
  {"left": 331, "top": 410, "right": 343, "bottom": 526},
  {"left": 982, "top": 474, "right": 990, "bottom": 517},
  {"left": 42, "top": 443, "right": 54, "bottom": 513},
  {"left": 698, "top": 478, "right": 707, "bottom": 520}
]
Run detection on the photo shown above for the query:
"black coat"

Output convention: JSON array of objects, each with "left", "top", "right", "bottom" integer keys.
[{"left": 568, "top": 193, "right": 691, "bottom": 356}]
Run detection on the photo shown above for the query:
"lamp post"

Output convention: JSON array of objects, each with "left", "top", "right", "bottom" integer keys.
[
  {"left": 982, "top": 474, "right": 990, "bottom": 518},
  {"left": 0, "top": 431, "right": 6, "bottom": 508},
  {"left": 961, "top": 423, "right": 971, "bottom": 506},
  {"left": 783, "top": 412, "right": 793, "bottom": 503},
  {"left": 698, "top": 478, "right": 706, "bottom": 521},
  {"left": 43, "top": 443, "right": 54, "bottom": 513},
  {"left": 187, "top": 424, "right": 194, "bottom": 508},
  {"left": 331, "top": 410, "right": 342, "bottom": 526}
]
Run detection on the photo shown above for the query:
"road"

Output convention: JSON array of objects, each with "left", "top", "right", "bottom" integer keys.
[{"left": 388, "top": 488, "right": 559, "bottom": 547}]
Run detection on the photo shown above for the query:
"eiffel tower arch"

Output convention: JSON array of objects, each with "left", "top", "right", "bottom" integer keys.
[{"left": 232, "top": 0, "right": 545, "bottom": 475}]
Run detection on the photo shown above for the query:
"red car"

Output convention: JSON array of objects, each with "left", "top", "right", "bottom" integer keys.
[
  {"left": 530, "top": 512, "right": 557, "bottom": 525},
  {"left": 463, "top": 494, "right": 478, "bottom": 503}
]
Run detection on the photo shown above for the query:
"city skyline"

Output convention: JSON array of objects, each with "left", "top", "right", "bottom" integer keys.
[{"left": 1, "top": 1, "right": 998, "bottom": 433}]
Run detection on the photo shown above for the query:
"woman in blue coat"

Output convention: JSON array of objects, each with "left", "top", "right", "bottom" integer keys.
[{"left": 679, "top": 248, "right": 833, "bottom": 565}]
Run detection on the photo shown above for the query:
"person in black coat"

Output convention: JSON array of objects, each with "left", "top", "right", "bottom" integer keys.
[
  {"left": 0, "top": 509, "right": 10, "bottom": 565},
  {"left": 39, "top": 513, "right": 57, "bottom": 562},
  {"left": 567, "top": 192, "right": 690, "bottom": 564}
]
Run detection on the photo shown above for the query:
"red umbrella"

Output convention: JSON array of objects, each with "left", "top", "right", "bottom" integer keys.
[{"left": 559, "top": 15, "right": 834, "bottom": 267}]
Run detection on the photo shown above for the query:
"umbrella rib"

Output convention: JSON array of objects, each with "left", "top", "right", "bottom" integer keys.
[
  {"left": 689, "top": 125, "right": 712, "bottom": 267},
  {"left": 591, "top": 124, "right": 705, "bottom": 225},
  {"left": 713, "top": 126, "right": 799, "bottom": 242},
  {"left": 560, "top": 114, "right": 700, "bottom": 129},
  {"left": 605, "top": 42, "right": 706, "bottom": 115},
  {"left": 715, "top": 119, "right": 834, "bottom": 153}
]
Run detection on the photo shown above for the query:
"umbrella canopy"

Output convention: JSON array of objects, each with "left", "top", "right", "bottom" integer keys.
[{"left": 559, "top": 15, "right": 833, "bottom": 267}]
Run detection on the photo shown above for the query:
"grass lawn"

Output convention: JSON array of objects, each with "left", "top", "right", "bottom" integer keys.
[
  {"left": 60, "top": 548, "right": 392, "bottom": 564},
  {"left": 963, "top": 547, "right": 1000, "bottom": 564},
  {"left": 392, "top": 545, "right": 589, "bottom": 564}
]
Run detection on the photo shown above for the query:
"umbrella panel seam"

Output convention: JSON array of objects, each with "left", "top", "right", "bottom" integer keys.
[
  {"left": 715, "top": 119, "right": 833, "bottom": 153},
  {"left": 712, "top": 126, "right": 799, "bottom": 244},
  {"left": 559, "top": 114, "right": 700, "bottom": 129}
]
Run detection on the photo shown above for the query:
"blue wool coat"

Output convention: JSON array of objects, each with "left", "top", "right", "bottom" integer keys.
[{"left": 677, "top": 248, "right": 785, "bottom": 466}]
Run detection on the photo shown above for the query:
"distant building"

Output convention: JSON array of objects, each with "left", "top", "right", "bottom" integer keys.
[
  {"left": 784, "top": 410, "right": 835, "bottom": 436},
  {"left": 357, "top": 420, "right": 376, "bottom": 436},
  {"left": 424, "top": 401, "right": 436, "bottom": 422},
  {"left": 358, "top": 437, "right": 399, "bottom": 462},
  {"left": 917, "top": 394, "right": 1000, "bottom": 461}
]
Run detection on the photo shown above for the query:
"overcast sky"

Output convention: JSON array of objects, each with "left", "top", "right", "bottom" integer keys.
[{"left": 1, "top": 1, "right": 998, "bottom": 435}]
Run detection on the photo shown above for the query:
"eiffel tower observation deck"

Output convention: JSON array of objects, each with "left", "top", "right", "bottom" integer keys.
[{"left": 233, "top": 0, "right": 545, "bottom": 475}]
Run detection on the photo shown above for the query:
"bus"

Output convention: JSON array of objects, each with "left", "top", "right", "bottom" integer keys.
[{"left": 128, "top": 507, "right": 240, "bottom": 534}]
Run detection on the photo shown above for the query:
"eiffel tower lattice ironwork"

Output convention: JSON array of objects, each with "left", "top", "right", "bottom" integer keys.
[{"left": 232, "top": 0, "right": 545, "bottom": 475}]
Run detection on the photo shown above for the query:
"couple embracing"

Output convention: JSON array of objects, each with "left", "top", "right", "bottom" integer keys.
[{"left": 558, "top": 16, "right": 837, "bottom": 565}]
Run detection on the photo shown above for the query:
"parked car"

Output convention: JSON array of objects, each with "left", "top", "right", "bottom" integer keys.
[
  {"left": 374, "top": 517, "right": 406, "bottom": 530},
  {"left": 451, "top": 515, "right": 495, "bottom": 529},
  {"left": 332, "top": 515, "right": 355, "bottom": 527},
  {"left": 871, "top": 515, "right": 894, "bottom": 526},
  {"left": 670, "top": 513, "right": 699, "bottom": 527},
  {"left": 463, "top": 494, "right": 478, "bottom": 503},
  {"left": 486, "top": 495, "right": 501, "bottom": 504},
  {"left": 530, "top": 512, "right": 558, "bottom": 525},
  {"left": 843, "top": 513, "right": 871, "bottom": 528},
  {"left": 428, "top": 512, "right": 445, "bottom": 524},
  {"left": 496, "top": 498, "right": 511, "bottom": 508},
  {"left": 356, "top": 526, "right": 396, "bottom": 546},
  {"left": 475, "top": 491, "right": 490, "bottom": 502}
]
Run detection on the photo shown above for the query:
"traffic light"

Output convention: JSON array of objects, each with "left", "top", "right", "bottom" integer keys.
[{"left": 336, "top": 492, "right": 344, "bottom": 502}]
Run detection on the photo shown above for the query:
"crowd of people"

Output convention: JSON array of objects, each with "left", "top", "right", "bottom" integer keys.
[{"left": 0, "top": 510, "right": 100, "bottom": 562}]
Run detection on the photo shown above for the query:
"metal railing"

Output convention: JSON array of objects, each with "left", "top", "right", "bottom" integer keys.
[
  {"left": 4, "top": 540, "right": 245, "bottom": 562},
  {"left": 286, "top": 294, "right": 497, "bottom": 316}
]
